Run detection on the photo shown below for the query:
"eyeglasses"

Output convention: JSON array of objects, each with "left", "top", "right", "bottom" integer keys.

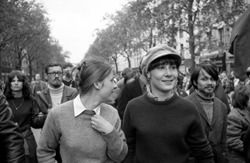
[{"left": 48, "top": 72, "right": 63, "bottom": 76}]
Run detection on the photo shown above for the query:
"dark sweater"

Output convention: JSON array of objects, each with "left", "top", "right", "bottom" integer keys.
[{"left": 122, "top": 93, "right": 214, "bottom": 163}]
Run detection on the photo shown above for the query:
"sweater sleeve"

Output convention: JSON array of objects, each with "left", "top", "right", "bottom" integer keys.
[
  {"left": 37, "top": 110, "right": 60, "bottom": 163},
  {"left": 186, "top": 107, "right": 214, "bottom": 163},
  {"left": 121, "top": 104, "right": 135, "bottom": 163},
  {"left": 102, "top": 112, "right": 128, "bottom": 163}
]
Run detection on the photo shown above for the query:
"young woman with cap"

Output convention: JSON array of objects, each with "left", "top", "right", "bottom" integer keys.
[
  {"left": 37, "top": 59, "right": 127, "bottom": 163},
  {"left": 122, "top": 44, "right": 214, "bottom": 163}
]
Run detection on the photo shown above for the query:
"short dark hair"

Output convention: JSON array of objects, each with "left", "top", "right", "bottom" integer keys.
[
  {"left": 45, "top": 63, "right": 63, "bottom": 74},
  {"left": 63, "top": 62, "right": 73, "bottom": 69},
  {"left": 232, "top": 85, "right": 250, "bottom": 110},
  {"left": 148, "top": 55, "right": 180, "bottom": 72},
  {"left": 4, "top": 70, "right": 31, "bottom": 100},
  {"left": 190, "top": 62, "right": 219, "bottom": 90}
]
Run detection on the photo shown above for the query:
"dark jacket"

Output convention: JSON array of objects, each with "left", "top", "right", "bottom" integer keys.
[
  {"left": 189, "top": 82, "right": 231, "bottom": 114},
  {"left": 33, "top": 85, "right": 78, "bottom": 127},
  {"left": 0, "top": 92, "right": 25, "bottom": 163},
  {"left": 117, "top": 78, "right": 143, "bottom": 121},
  {"left": 185, "top": 92, "right": 228, "bottom": 157},
  {"left": 244, "top": 125, "right": 250, "bottom": 163}
]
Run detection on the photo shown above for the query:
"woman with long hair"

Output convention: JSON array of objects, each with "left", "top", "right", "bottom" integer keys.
[
  {"left": 37, "top": 59, "right": 127, "bottom": 163},
  {"left": 4, "top": 70, "right": 45, "bottom": 163}
]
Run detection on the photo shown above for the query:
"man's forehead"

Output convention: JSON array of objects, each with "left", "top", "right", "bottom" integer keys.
[
  {"left": 199, "top": 69, "right": 212, "bottom": 78},
  {"left": 48, "top": 66, "right": 62, "bottom": 72}
]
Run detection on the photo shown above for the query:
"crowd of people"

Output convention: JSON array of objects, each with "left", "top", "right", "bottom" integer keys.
[{"left": 1, "top": 44, "right": 250, "bottom": 163}]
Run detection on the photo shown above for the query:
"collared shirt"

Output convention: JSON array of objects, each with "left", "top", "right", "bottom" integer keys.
[
  {"left": 73, "top": 95, "right": 100, "bottom": 117},
  {"left": 147, "top": 91, "right": 174, "bottom": 101}
]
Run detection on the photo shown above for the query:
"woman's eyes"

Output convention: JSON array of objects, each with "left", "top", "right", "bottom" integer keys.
[{"left": 157, "top": 65, "right": 176, "bottom": 70}]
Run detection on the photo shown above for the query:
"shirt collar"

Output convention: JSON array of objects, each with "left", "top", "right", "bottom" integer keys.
[
  {"left": 73, "top": 95, "right": 100, "bottom": 117},
  {"left": 147, "top": 91, "right": 174, "bottom": 101}
]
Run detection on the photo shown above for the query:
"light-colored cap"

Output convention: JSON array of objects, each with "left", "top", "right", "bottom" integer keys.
[{"left": 144, "top": 44, "right": 182, "bottom": 74}]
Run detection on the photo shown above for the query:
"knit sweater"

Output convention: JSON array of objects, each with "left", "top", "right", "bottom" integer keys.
[
  {"left": 37, "top": 101, "right": 128, "bottom": 163},
  {"left": 122, "top": 93, "right": 214, "bottom": 163}
]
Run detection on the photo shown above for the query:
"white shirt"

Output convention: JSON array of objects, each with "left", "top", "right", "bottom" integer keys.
[{"left": 73, "top": 95, "right": 100, "bottom": 117}]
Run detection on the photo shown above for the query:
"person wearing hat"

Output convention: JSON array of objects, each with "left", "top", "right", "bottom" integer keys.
[
  {"left": 117, "top": 56, "right": 149, "bottom": 121},
  {"left": 122, "top": 44, "right": 214, "bottom": 163}
]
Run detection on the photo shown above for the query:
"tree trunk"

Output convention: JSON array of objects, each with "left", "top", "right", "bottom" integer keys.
[
  {"left": 188, "top": 0, "right": 196, "bottom": 72},
  {"left": 127, "top": 56, "right": 131, "bottom": 68},
  {"left": 0, "top": 50, "right": 2, "bottom": 80}
]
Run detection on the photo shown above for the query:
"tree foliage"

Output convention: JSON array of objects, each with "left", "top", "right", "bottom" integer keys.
[
  {"left": 0, "top": 0, "right": 68, "bottom": 81},
  {"left": 86, "top": 0, "right": 249, "bottom": 71}
]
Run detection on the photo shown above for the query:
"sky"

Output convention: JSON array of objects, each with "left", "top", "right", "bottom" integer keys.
[{"left": 39, "top": 0, "right": 127, "bottom": 64}]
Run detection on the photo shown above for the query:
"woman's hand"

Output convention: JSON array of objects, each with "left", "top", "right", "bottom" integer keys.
[{"left": 91, "top": 115, "right": 114, "bottom": 135}]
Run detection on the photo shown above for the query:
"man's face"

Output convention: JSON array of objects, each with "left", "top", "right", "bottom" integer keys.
[
  {"left": 195, "top": 69, "right": 216, "bottom": 97},
  {"left": 35, "top": 74, "right": 41, "bottom": 81},
  {"left": 47, "top": 66, "right": 63, "bottom": 88},
  {"left": 63, "top": 66, "right": 72, "bottom": 78}
]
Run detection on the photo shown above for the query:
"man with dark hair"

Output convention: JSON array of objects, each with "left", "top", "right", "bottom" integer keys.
[
  {"left": 34, "top": 62, "right": 78, "bottom": 163},
  {"left": 185, "top": 63, "right": 228, "bottom": 163},
  {"left": 62, "top": 63, "right": 76, "bottom": 88},
  {"left": 0, "top": 90, "right": 25, "bottom": 163}
]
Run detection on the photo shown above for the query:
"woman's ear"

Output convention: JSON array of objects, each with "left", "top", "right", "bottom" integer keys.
[
  {"left": 94, "top": 82, "right": 101, "bottom": 90},
  {"left": 146, "top": 72, "right": 151, "bottom": 79},
  {"left": 193, "top": 80, "right": 197, "bottom": 87}
]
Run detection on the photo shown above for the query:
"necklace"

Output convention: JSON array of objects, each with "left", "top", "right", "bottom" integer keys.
[{"left": 11, "top": 98, "right": 24, "bottom": 110}]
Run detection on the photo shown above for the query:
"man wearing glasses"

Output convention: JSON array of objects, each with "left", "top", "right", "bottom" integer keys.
[{"left": 33, "top": 63, "right": 78, "bottom": 163}]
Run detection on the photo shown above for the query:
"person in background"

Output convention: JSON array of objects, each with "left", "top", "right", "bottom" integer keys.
[
  {"left": 62, "top": 63, "right": 76, "bottom": 88},
  {"left": 122, "top": 44, "right": 214, "bottom": 163},
  {"left": 37, "top": 59, "right": 127, "bottom": 163},
  {"left": 0, "top": 90, "right": 26, "bottom": 163},
  {"left": 188, "top": 61, "right": 231, "bottom": 114},
  {"left": 31, "top": 73, "right": 47, "bottom": 98},
  {"left": 185, "top": 63, "right": 228, "bottom": 163},
  {"left": 33, "top": 62, "right": 78, "bottom": 163},
  {"left": 123, "top": 70, "right": 135, "bottom": 86},
  {"left": 117, "top": 56, "right": 148, "bottom": 121},
  {"left": 116, "top": 68, "right": 134, "bottom": 89},
  {"left": 227, "top": 85, "right": 250, "bottom": 163},
  {"left": 4, "top": 70, "right": 46, "bottom": 163},
  {"left": 174, "top": 73, "right": 188, "bottom": 98},
  {"left": 222, "top": 78, "right": 234, "bottom": 111}
]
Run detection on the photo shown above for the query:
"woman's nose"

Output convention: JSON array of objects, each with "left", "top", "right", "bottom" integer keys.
[{"left": 164, "top": 67, "right": 172, "bottom": 76}]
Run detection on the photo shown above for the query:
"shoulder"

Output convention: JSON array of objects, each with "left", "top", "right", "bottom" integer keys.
[
  {"left": 127, "top": 94, "right": 146, "bottom": 105},
  {"left": 51, "top": 100, "right": 74, "bottom": 115},
  {"left": 101, "top": 103, "right": 118, "bottom": 113},
  {"left": 176, "top": 96, "right": 198, "bottom": 111},
  {"left": 100, "top": 103, "right": 119, "bottom": 119},
  {"left": 64, "top": 85, "right": 77, "bottom": 93},
  {"left": 228, "top": 108, "right": 241, "bottom": 118},
  {"left": 214, "top": 97, "right": 227, "bottom": 112}
]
